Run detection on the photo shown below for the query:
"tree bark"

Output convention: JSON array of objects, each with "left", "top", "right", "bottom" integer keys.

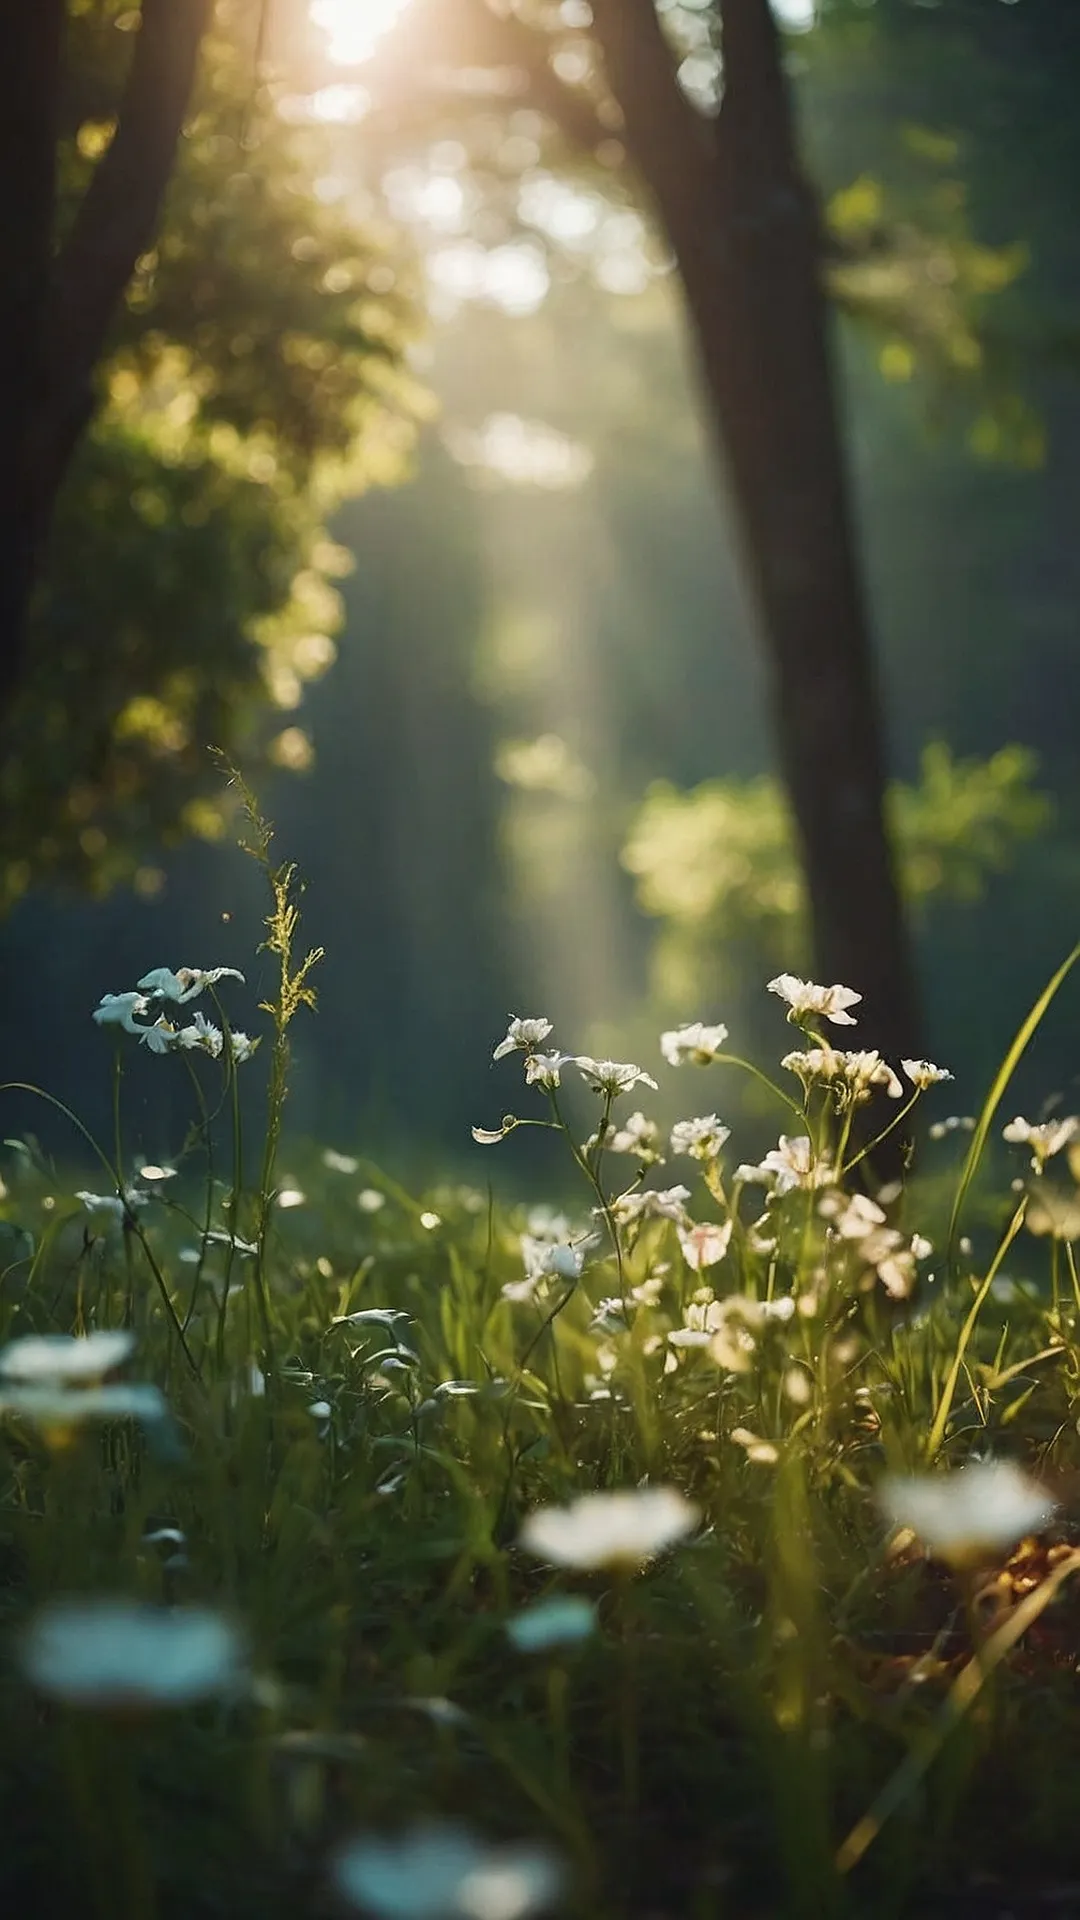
[
  {"left": 0, "top": 3, "right": 65, "bottom": 722},
  {"left": 0, "top": 0, "right": 213, "bottom": 730},
  {"left": 589, "top": 0, "right": 920, "bottom": 1060}
]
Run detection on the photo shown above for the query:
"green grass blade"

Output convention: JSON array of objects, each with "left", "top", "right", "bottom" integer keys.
[{"left": 947, "top": 936, "right": 1080, "bottom": 1258}]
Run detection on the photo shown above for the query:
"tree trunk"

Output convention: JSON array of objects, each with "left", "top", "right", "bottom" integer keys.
[
  {"left": 0, "top": 3, "right": 65, "bottom": 722},
  {"left": 590, "top": 0, "right": 921, "bottom": 1061}
]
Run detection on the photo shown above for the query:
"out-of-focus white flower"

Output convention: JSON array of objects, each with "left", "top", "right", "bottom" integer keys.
[
  {"left": 276, "top": 1187, "right": 305, "bottom": 1209},
  {"left": 137, "top": 1163, "right": 176, "bottom": 1182},
  {"left": 74, "top": 1188, "right": 148, "bottom": 1220},
  {"left": 588, "top": 1110, "right": 663, "bottom": 1162},
  {"left": 929, "top": 1115, "right": 976, "bottom": 1141},
  {"left": 902, "top": 1059, "right": 953, "bottom": 1091},
  {"left": 472, "top": 1120, "right": 517, "bottom": 1146},
  {"left": 523, "top": 1235, "right": 596, "bottom": 1286},
  {"left": 21, "top": 1600, "right": 245, "bottom": 1709},
  {"left": 331, "top": 1823, "right": 563, "bottom": 1920},
  {"left": 0, "top": 1330, "right": 135, "bottom": 1384},
  {"left": 523, "top": 1051, "right": 571, "bottom": 1089},
  {"left": 677, "top": 1219, "right": 733, "bottom": 1270},
  {"left": 137, "top": 966, "right": 245, "bottom": 1004},
  {"left": 506, "top": 1595, "right": 597, "bottom": 1653},
  {"left": 767, "top": 974, "right": 861, "bottom": 1027},
  {"left": 730, "top": 1427, "right": 780, "bottom": 1466},
  {"left": 574, "top": 1057, "right": 658, "bottom": 1098},
  {"left": 358, "top": 1187, "right": 387, "bottom": 1212},
  {"left": 610, "top": 1185, "right": 691, "bottom": 1230},
  {"left": 1026, "top": 1189, "right": 1080, "bottom": 1241},
  {"left": 880, "top": 1460, "right": 1056, "bottom": 1569},
  {"left": 324, "top": 1149, "right": 360, "bottom": 1175},
  {"left": 493, "top": 1016, "right": 554, "bottom": 1062},
  {"left": 670, "top": 1115, "right": 731, "bottom": 1162},
  {"left": 0, "top": 1380, "right": 172, "bottom": 1435},
  {"left": 827, "top": 1192, "right": 887, "bottom": 1240},
  {"left": 175, "top": 1011, "right": 224, "bottom": 1058},
  {"left": 911, "top": 1233, "right": 933, "bottom": 1261},
  {"left": 660, "top": 1022, "right": 728, "bottom": 1066},
  {"left": 520, "top": 1486, "right": 698, "bottom": 1571},
  {"left": 1002, "top": 1115, "right": 1079, "bottom": 1171},
  {"left": 589, "top": 1296, "right": 631, "bottom": 1334},
  {"left": 92, "top": 991, "right": 151, "bottom": 1034},
  {"left": 139, "top": 1018, "right": 176, "bottom": 1055}
]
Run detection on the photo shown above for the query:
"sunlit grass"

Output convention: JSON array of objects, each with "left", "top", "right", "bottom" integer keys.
[{"left": 2, "top": 836, "right": 1080, "bottom": 1917}]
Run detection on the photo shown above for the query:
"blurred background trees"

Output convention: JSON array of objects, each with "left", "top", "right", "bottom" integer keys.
[{"left": 0, "top": 0, "right": 1078, "bottom": 1161}]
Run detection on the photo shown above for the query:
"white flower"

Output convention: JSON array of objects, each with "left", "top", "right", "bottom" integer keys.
[
  {"left": 472, "top": 1120, "right": 517, "bottom": 1146},
  {"left": 506, "top": 1596, "right": 597, "bottom": 1653},
  {"left": 331, "top": 1823, "right": 563, "bottom": 1920},
  {"left": 523, "top": 1235, "right": 596, "bottom": 1286},
  {"left": 767, "top": 974, "right": 861, "bottom": 1027},
  {"left": 523, "top": 1051, "right": 571, "bottom": 1089},
  {"left": 590, "top": 1296, "right": 631, "bottom": 1334},
  {"left": 0, "top": 1330, "right": 136, "bottom": 1384},
  {"left": 137, "top": 966, "right": 244, "bottom": 1004},
  {"left": 520, "top": 1487, "right": 698, "bottom": 1571},
  {"left": 660, "top": 1021, "right": 728, "bottom": 1066},
  {"left": 879, "top": 1460, "right": 1055, "bottom": 1569},
  {"left": 74, "top": 1188, "right": 148, "bottom": 1220},
  {"left": 781, "top": 1045, "right": 845, "bottom": 1085},
  {"left": 1002, "top": 1115, "right": 1079, "bottom": 1171},
  {"left": 610, "top": 1185, "right": 692, "bottom": 1230},
  {"left": 902, "top": 1058, "right": 953, "bottom": 1091},
  {"left": 358, "top": 1188, "right": 387, "bottom": 1212},
  {"left": 0, "top": 1380, "right": 172, "bottom": 1435},
  {"left": 827, "top": 1192, "right": 887, "bottom": 1241},
  {"left": 21, "top": 1600, "right": 245, "bottom": 1709},
  {"left": 670, "top": 1115, "right": 730, "bottom": 1162},
  {"left": 228, "top": 1030, "right": 259, "bottom": 1064},
  {"left": 838, "top": 1050, "right": 903, "bottom": 1102},
  {"left": 750, "top": 1135, "right": 830, "bottom": 1196},
  {"left": 492, "top": 1016, "right": 554, "bottom": 1063},
  {"left": 588, "top": 1111, "right": 663, "bottom": 1162},
  {"left": 175, "top": 1011, "right": 224, "bottom": 1058},
  {"left": 92, "top": 991, "right": 151, "bottom": 1034},
  {"left": 730, "top": 1427, "right": 780, "bottom": 1466},
  {"left": 677, "top": 1219, "right": 733, "bottom": 1270},
  {"left": 324, "top": 1149, "right": 360, "bottom": 1174},
  {"left": 574, "top": 1057, "right": 659, "bottom": 1098},
  {"left": 142, "top": 1018, "right": 178, "bottom": 1054}
]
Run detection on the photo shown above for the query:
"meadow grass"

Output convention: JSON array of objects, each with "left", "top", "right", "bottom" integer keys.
[{"left": 2, "top": 831, "right": 1080, "bottom": 1919}]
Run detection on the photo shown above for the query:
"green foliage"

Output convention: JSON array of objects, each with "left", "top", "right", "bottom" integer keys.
[
  {"left": 3, "top": 890, "right": 1080, "bottom": 1915},
  {"left": 622, "top": 743, "right": 1052, "bottom": 1008},
  {"left": 1, "top": 0, "right": 424, "bottom": 906}
]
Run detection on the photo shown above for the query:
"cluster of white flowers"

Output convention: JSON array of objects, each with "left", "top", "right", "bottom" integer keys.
[
  {"left": 1002, "top": 1113, "right": 1079, "bottom": 1172},
  {"left": 0, "top": 1331, "right": 174, "bottom": 1443},
  {"left": 819, "top": 1190, "right": 932, "bottom": 1301},
  {"left": 92, "top": 966, "right": 257, "bottom": 1064}
]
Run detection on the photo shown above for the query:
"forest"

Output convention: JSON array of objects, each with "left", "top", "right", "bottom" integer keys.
[{"left": 1, "top": 3, "right": 1079, "bottom": 1916}]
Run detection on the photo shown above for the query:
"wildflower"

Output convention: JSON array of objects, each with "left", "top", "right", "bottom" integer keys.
[
  {"left": 0, "top": 1380, "right": 173, "bottom": 1438},
  {"left": 21, "top": 1600, "right": 245, "bottom": 1709},
  {"left": 358, "top": 1188, "right": 387, "bottom": 1212},
  {"left": 839, "top": 1051, "right": 904, "bottom": 1102},
  {"left": 92, "top": 991, "right": 151, "bottom": 1034},
  {"left": 74, "top": 1188, "right": 148, "bottom": 1220},
  {"left": 137, "top": 966, "right": 245, "bottom": 1004},
  {"left": 522, "top": 1235, "right": 595, "bottom": 1287},
  {"left": 574, "top": 1057, "right": 659, "bottom": 1098},
  {"left": 228, "top": 1030, "right": 259, "bottom": 1064},
  {"left": 139, "top": 1018, "right": 176, "bottom": 1055},
  {"left": 324, "top": 1149, "right": 360, "bottom": 1174},
  {"left": 1026, "top": 1189, "right": 1080, "bottom": 1241},
  {"left": 0, "top": 1330, "right": 135, "bottom": 1384},
  {"left": 1002, "top": 1115, "right": 1079, "bottom": 1172},
  {"left": 330, "top": 1823, "right": 563, "bottom": 1920},
  {"left": 523, "top": 1051, "right": 572, "bottom": 1089},
  {"left": 471, "top": 1119, "right": 517, "bottom": 1146},
  {"left": 175, "top": 1011, "right": 224, "bottom": 1058},
  {"left": 587, "top": 1110, "right": 663, "bottom": 1162},
  {"left": 767, "top": 974, "right": 861, "bottom": 1026},
  {"left": 781, "top": 1045, "right": 844, "bottom": 1085},
  {"left": 520, "top": 1486, "right": 698, "bottom": 1572},
  {"left": 902, "top": 1058, "right": 953, "bottom": 1091},
  {"left": 590, "top": 1296, "right": 631, "bottom": 1334},
  {"left": 730, "top": 1427, "right": 779, "bottom": 1466},
  {"left": 879, "top": 1460, "right": 1056, "bottom": 1570},
  {"left": 740, "top": 1135, "right": 830, "bottom": 1197},
  {"left": 660, "top": 1021, "right": 728, "bottom": 1066},
  {"left": 670, "top": 1115, "right": 731, "bottom": 1162},
  {"left": 493, "top": 1016, "right": 554, "bottom": 1062},
  {"left": 677, "top": 1219, "right": 733, "bottom": 1271},
  {"left": 826, "top": 1192, "right": 887, "bottom": 1240},
  {"left": 506, "top": 1596, "right": 597, "bottom": 1653},
  {"left": 707, "top": 1297, "right": 763, "bottom": 1373},
  {"left": 277, "top": 1187, "right": 305, "bottom": 1209},
  {"left": 610, "top": 1185, "right": 691, "bottom": 1229}
]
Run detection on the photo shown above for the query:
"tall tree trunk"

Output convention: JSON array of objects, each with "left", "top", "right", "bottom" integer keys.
[
  {"left": 590, "top": 0, "right": 920, "bottom": 1061},
  {"left": 0, "top": 0, "right": 212, "bottom": 736},
  {"left": 0, "top": 3, "right": 65, "bottom": 722}
]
